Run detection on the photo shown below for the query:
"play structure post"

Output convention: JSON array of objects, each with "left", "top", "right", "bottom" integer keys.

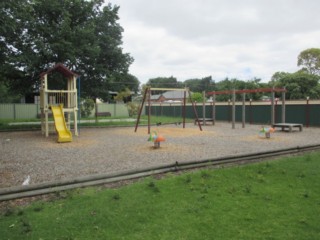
[
  {"left": 242, "top": 92, "right": 245, "bottom": 128},
  {"left": 271, "top": 88, "right": 275, "bottom": 125},
  {"left": 232, "top": 89, "right": 235, "bottom": 129},
  {"left": 73, "top": 75, "right": 78, "bottom": 136},
  {"left": 281, "top": 88, "right": 286, "bottom": 123},
  {"left": 202, "top": 91, "right": 206, "bottom": 125}
]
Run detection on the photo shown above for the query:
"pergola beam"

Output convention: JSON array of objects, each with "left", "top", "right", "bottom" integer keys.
[
  {"left": 207, "top": 88, "right": 286, "bottom": 95},
  {"left": 149, "top": 87, "right": 189, "bottom": 91}
]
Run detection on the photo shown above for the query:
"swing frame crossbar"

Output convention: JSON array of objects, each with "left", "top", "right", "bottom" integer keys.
[{"left": 134, "top": 87, "right": 202, "bottom": 133}]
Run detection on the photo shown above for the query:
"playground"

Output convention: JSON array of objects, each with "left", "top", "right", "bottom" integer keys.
[
  {"left": 1, "top": 64, "right": 319, "bottom": 190},
  {"left": 1, "top": 122, "right": 320, "bottom": 189}
]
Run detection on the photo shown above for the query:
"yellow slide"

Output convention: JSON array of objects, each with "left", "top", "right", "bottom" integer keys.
[{"left": 51, "top": 105, "right": 72, "bottom": 143}]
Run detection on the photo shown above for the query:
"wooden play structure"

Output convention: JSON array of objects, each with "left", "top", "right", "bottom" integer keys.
[
  {"left": 39, "top": 63, "right": 78, "bottom": 141},
  {"left": 135, "top": 87, "right": 202, "bottom": 133}
]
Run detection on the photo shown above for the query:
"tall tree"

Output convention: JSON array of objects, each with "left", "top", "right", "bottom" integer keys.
[
  {"left": 0, "top": 0, "right": 31, "bottom": 91},
  {"left": 297, "top": 48, "right": 320, "bottom": 75},
  {"left": 0, "top": 0, "right": 136, "bottom": 101}
]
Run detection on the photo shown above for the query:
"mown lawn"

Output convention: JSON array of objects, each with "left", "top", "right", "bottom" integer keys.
[{"left": 1, "top": 152, "right": 320, "bottom": 239}]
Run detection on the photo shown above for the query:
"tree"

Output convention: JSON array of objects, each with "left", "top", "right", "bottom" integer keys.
[
  {"left": 214, "top": 78, "right": 265, "bottom": 101},
  {"left": 0, "top": 0, "right": 32, "bottom": 95},
  {"left": 184, "top": 76, "right": 215, "bottom": 92},
  {"left": 146, "top": 77, "right": 183, "bottom": 94},
  {"left": 273, "top": 71, "right": 320, "bottom": 99},
  {"left": 80, "top": 98, "right": 95, "bottom": 117},
  {"left": 190, "top": 92, "right": 203, "bottom": 103},
  {"left": 0, "top": 0, "right": 136, "bottom": 101},
  {"left": 0, "top": 82, "right": 21, "bottom": 103},
  {"left": 114, "top": 88, "right": 132, "bottom": 103},
  {"left": 297, "top": 48, "right": 320, "bottom": 75}
]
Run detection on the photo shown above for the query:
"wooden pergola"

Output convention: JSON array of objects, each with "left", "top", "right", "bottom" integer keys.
[{"left": 206, "top": 88, "right": 287, "bottom": 128}]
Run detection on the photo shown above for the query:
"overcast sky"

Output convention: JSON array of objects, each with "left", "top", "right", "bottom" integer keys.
[{"left": 107, "top": 0, "right": 320, "bottom": 84}]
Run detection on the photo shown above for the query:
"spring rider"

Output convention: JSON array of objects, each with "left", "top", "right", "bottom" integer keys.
[{"left": 148, "top": 131, "right": 165, "bottom": 148}]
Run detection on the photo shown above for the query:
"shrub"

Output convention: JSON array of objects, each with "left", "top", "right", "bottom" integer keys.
[{"left": 80, "top": 98, "right": 94, "bottom": 117}]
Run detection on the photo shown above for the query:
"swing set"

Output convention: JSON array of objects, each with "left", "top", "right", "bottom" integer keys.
[{"left": 134, "top": 87, "right": 202, "bottom": 133}]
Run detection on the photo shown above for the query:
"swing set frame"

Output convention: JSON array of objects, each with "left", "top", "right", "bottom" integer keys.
[{"left": 134, "top": 87, "right": 202, "bottom": 133}]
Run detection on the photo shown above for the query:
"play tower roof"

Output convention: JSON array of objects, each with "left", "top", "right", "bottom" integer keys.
[{"left": 40, "top": 63, "right": 78, "bottom": 79}]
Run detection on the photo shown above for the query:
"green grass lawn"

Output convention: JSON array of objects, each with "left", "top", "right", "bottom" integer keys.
[{"left": 1, "top": 152, "right": 320, "bottom": 239}]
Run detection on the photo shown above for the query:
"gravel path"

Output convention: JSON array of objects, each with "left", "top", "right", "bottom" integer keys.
[{"left": 1, "top": 122, "right": 319, "bottom": 189}]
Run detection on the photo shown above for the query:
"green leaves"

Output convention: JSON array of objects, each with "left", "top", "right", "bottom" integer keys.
[
  {"left": 298, "top": 48, "right": 320, "bottom": 75},
  {"left": 0, "top": 0, "right": 137, "bottom": 101}
]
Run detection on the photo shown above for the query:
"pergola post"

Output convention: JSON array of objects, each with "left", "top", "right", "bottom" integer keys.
[
  {"left": 271, "top": 88, "right": 275, "bottom": 125},
  {"left": 242, "top": 92, "right": 245, "bottom": 128},
  {"left": 281, "top": 88, "right": 286, "bottom": 123},
  {"left": 212, "top": 93, "right": 216, "bottom": 125},
  {"left": 232, "top": 89, "right": 235, "bottom": 129},
  {"left": 202, "top": 91, "right": 206, "bottom": 125}
]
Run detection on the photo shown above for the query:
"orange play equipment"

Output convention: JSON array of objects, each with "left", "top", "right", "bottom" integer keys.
[{"left": 148, "top": 131, "right": 165, "bottom": 148}]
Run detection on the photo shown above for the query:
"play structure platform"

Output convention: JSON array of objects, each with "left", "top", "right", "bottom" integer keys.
[
  {"left": 51, "top": 105, "right": 72, "bottom": 142},
  {"left": 272, "top": 123, "right": 303, "bottom": 132}
]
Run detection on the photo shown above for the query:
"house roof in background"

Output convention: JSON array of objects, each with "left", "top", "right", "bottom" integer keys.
[{"left": 163, "top": 91, "right": 190, "bottom": 99}]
